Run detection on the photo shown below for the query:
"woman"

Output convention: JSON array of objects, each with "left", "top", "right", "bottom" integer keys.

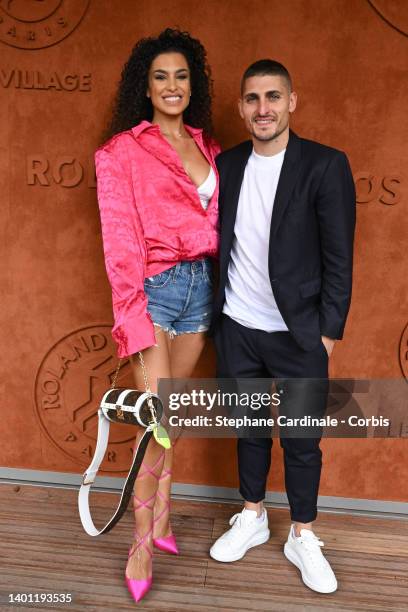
[{"left": 95, "top": 28, "right": 220, "bottom": 602}]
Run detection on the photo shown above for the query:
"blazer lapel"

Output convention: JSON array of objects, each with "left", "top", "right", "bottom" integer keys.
[
  {"left": 269, "top": 129, "right": 302, "bottom": 238},
  {"left": 220, "top": 140, "right": 252, "bottom": 274}
]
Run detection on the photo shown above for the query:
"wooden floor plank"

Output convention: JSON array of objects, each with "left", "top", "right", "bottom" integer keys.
[{"left": 0, "top": 484, "right": 407, "bottom": 611}]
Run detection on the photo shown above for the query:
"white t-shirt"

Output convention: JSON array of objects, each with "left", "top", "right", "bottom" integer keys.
[
  {"left": 197, "top": 166, "right": 216, "bottom": 210},
  {"left": 223, "top": 147, "right": 288, "bottom": 332}
]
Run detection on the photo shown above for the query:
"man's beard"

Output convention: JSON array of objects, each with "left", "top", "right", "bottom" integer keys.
[{"left": 250, "top": 120, "right": 287, "bottom": 142}]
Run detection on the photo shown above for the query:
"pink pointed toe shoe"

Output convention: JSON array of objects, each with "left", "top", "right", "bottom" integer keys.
[
  {"left": 125, "top": 576, "right": 152, "bottom": 603},
  {"left": 153, "top": 533, "right": 179, "bottom": 555},
  {"left": 125, "top": 524, "right": 153, "bottom": 602}
]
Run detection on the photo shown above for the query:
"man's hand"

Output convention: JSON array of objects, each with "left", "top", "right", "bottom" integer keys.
[{"left": 321, "top": 335, "right": 335, "bottom": 357}]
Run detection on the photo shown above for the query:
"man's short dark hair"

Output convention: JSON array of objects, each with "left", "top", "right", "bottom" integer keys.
[{"left": 241, "top": 59, "right": 292, "bottom": 94}]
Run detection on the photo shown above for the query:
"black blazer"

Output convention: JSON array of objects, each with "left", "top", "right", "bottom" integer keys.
[{"left": 210, "top": 130, "right": 356, "bottom": 351}]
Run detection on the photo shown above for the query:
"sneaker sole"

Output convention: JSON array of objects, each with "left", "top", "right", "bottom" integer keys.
[
  {"left": 210, "top": 529, "right": 270, "bottom": 563},
  {"left": 283, "top": 543, "right": 338, "bottom": 594}
]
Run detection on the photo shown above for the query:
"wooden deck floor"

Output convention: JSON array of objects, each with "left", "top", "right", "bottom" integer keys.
[{"left": 0, "top": 483, "right": 407, "bottom": 611}]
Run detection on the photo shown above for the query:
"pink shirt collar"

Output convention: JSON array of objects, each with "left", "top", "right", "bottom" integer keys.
[{"left": 131, "top": 119, "right": 203, "bottom": 139}]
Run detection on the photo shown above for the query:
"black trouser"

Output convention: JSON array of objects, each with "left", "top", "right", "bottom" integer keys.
[{"left": 214, "top": 314, "right": 329, "bottom": 523}]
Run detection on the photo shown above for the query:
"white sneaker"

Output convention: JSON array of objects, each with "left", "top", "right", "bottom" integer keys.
[
  {"left": 284, "top": 525, "right": 338, "bottom": 593},
  {"left": 210, "top": 508, "right": 270, "bottom": 562}
]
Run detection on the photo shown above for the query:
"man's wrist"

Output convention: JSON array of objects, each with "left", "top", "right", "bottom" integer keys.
[{"left": 321, "top": 335, "right": 336, "bottom": 357}]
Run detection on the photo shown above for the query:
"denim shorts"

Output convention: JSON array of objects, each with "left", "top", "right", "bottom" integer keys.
[{"left": 144, "top": 258, "right": 214, "bottom": 338}]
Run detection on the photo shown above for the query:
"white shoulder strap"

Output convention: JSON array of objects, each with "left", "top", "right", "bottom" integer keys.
[{"left": 78, "top": 409, "right": 152, "bottom": 536}]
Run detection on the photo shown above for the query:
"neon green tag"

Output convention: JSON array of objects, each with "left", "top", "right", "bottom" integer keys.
[{"left": 153, "top": 423, "right": 171, "bottom": 449}]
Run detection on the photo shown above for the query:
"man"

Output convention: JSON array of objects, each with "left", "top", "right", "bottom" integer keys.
[{"left": 209, "top": 60, "right": 356, "bottom": 594}]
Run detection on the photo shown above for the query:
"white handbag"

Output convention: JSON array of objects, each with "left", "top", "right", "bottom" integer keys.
[{"left": 78, "top": 353, "right": 169, "bottom": 536}]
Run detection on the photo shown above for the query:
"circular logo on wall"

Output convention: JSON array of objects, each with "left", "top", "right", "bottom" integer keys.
[
  {"left": 34, "top": 325, "right": 137, "bottom": 471},
  {"left": 399, "top": 323, "right": 408, "bottom": 380},
  {"left": 0, "top": 0, "right": 90, "bottom": 49},
  {"left": 368, "top": 1, "right": 408, "bottom": 37}
]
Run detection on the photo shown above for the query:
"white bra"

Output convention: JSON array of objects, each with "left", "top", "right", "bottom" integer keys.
[{"left": 196, "top": 166, "right": 216, "bottom": 210}]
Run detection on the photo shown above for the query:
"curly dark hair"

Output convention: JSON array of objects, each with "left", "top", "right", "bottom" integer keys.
[{"left": 105, "top": 28, "right": 214, "bottom": 140}]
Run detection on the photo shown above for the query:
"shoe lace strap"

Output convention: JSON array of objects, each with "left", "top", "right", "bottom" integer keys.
[
  {"left": 302, "top": 534, "right": 324, "bottom": 546},
  {"left": 133, "top": 492, "right": 155, "bottom": 512},
  {"left": 159, "top": 468, "right": 172, "bottom": 481},
  {"left": 137, "top": 451, "right": 165, "bottom": 482},
  {"left": 128, "top": 525, "right": 153, "bottom": 561},
  {"left": 300, "top": 535, "right": 325, "bottom": 553},
  {"left": 153, "top": 468, "right": 172, "bottom": 529}
]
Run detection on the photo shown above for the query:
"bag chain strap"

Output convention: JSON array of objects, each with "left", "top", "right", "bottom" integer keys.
[{"left": 110, "top": 353, "right": 157, "bottom": 424}]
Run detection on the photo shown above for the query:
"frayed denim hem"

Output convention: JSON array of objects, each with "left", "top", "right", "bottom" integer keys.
[{"left": 153, "top": 322, "right": 209, "bottom": 339}]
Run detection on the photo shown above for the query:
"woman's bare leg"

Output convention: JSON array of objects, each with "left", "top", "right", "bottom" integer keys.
[
  {"left": 125, "top": 330, "right": 171, "bottom": 580},
  {"left": 153, "top": 331, "right": 207, "bottom": 540}
]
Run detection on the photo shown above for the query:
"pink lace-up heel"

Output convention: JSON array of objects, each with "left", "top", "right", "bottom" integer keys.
[
  {"left": 125, "top": 528, "right": 153, "bottom": 602},
  {"left": 126, "top": 452, "right": 164, "bottom": 602},
  {"left": 153, "top": 468, "right": 179, "bottom": 555},
  {"left": 153, "top": 533, "right": 179, "bottom": 555}
]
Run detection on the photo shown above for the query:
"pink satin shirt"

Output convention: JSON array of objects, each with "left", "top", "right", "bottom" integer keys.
[{"left": 95, "top": 120, "right": 221, "bottom": 358}]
